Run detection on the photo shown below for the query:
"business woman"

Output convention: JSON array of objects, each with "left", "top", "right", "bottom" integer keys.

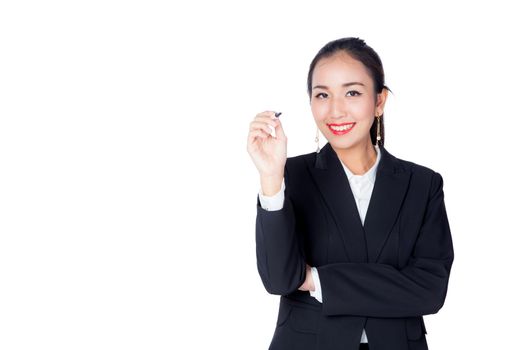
[{"left": 246, "top": 37, "right": 454, "bottom": 350}]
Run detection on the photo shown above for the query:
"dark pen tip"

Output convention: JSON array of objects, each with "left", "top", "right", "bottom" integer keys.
[{"left": 275, "top": 112, "right": 282, "bottom": 118}]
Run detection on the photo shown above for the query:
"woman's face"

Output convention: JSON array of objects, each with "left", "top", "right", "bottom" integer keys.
[{"left": 310, "top": 51, "right": 385, "bottom": 152}]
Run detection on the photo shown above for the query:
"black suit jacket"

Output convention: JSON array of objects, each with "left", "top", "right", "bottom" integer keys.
[{"left": 255, "top": 142, "right": 454, "bottom": 350}]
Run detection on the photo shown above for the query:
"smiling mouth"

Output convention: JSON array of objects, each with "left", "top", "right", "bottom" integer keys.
[{"left": 327, "top": 122, "right": 356, "bottom": 134}]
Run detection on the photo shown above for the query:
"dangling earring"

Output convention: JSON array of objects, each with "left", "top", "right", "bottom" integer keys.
[
  {"left": 375, "top": 114, "right": 382, "bottom": 146},
  {"left": 315, "top": 127, "right": 320, "bottom": 153}
]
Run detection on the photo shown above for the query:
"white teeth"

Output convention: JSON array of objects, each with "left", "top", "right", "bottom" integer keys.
[{"left": 329, "top": 124, "right": 354, "bottom": 131}]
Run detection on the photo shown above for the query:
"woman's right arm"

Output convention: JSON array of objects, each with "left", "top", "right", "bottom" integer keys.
[
  {"left": 247, "top": 111, "right": 306, "bottom": 295},
  {"left": 255, "top": 164, "right": 306, "bottom": 295}
]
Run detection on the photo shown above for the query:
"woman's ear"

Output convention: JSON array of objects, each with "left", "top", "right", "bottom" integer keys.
[{"left": 376, "top": 88, "right": 388, "bottom": 115}]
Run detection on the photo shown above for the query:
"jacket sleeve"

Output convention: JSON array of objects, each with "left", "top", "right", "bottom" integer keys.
[
  {"left": 255, "top": 163, "right": 306, "bottom": 296},
  {"left": 317, "top": 171, "right": 454, "bottom": 318}
]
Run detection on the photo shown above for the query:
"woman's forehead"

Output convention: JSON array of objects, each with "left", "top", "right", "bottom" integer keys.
[{"left": 312, "top": 55, "right": 372, "bottom": 87}]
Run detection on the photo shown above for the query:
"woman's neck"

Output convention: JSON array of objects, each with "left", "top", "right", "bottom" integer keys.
[{"left": 333, "top": 142, "right": 378, "bottom": 175}]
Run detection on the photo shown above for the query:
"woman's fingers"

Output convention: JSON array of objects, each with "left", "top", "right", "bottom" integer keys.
[
  {"left": 250, "top": 121, "right": 275, "bottom": 134},
  {"left": 256, "top": 110, "right": 279, "bottom": 119},
  {"left": 248, "top": 110, "right": 284, "bottom": 146},
  {"left": 254, "top": 116, "right": 278, "bottom": 128},
  {"left": 252, "top": 112, "right": 281, "bottom": 138},
  {"left": 248, "top": 128, "right": 270, "bottom": 145}
]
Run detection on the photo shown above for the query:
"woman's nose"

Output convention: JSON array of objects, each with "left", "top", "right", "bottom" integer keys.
[{"left": 329, "top": 96, "right": 346, "bottom": 118}]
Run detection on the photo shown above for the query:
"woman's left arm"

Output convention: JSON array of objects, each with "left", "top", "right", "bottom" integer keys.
[{"left": 315, "top": 171, "right": 454, "bottom": 318}]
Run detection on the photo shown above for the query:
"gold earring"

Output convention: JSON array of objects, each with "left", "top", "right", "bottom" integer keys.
[
  {"left": 315, "top": 127, "right": 320, "bottom": 153},
  {"left": 376, "top": 114, "right": 382, "bottom": 146}
]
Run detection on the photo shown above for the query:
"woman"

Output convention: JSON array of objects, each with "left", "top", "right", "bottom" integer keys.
[{"left": 247, "top": 37, "right": 454, "bottom": 350}]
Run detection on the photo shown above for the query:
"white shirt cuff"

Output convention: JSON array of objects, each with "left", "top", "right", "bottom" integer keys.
[
  {"left": 258, "top": 178, "right": 285, "bottom": 211},
  {"left": 309, "top": 266, "right": 323, "bottom": 303}
]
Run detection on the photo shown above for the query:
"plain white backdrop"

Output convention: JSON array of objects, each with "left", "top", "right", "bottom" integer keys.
[{"left": 1, "top": 1, "right": 524, "bottom": 349}]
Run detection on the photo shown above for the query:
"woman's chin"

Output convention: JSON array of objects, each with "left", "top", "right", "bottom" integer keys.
[{"left": 329, "top": 137, "right": 366, "bottom": 151}]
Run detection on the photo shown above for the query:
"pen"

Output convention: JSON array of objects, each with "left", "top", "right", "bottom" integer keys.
[{"left": 269, "top": 112, "right": 281, "bottom": 137}]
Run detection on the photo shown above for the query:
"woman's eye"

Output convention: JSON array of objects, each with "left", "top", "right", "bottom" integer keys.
[{"left": 315, "top": 91, "right": 361, "bottom": 99}]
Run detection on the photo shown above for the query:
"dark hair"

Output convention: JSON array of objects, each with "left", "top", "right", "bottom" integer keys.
[{"left": 306, "top": 37, "right": 393, "bottom": 147}]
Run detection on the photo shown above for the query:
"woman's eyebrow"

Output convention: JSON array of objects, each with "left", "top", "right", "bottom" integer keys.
[{"left": 313, "top": 82, "right": 365, "bottom": 90}]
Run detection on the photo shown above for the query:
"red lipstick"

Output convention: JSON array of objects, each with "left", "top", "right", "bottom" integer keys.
[{"left": 327, "top": 122, "right": 356, "bottom": 135}]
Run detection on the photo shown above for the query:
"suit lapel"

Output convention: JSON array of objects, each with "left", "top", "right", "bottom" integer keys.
[{"left": 307, "top": 142, "right": 411, "bottom": 263}]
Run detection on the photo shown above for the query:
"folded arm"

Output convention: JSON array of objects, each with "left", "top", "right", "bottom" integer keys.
[{"left": 316, "top": 172, "right": 454, "bottom": 318}]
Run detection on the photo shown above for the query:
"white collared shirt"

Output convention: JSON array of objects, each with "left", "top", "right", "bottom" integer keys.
[{"left": 258, "top": 144, "right": 381, "bottom": 344}]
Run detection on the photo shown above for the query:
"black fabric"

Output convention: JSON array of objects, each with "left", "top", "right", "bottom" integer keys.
[{"left": 257, "top": 143, "right": 452, "bottom": 350}]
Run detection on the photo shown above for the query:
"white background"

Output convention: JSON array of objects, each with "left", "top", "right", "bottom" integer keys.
[{"left": 1, "top": 1, "right": 524, "bottom": 349}]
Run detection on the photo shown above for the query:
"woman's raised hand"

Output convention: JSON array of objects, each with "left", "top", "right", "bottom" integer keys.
[{"left": 247, "top": 111, "right": 287, "bottom": 196}]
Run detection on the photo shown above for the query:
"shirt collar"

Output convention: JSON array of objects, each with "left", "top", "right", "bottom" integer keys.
[{"left": 338, "top": 144, "right": 381, "bottom": 185}]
